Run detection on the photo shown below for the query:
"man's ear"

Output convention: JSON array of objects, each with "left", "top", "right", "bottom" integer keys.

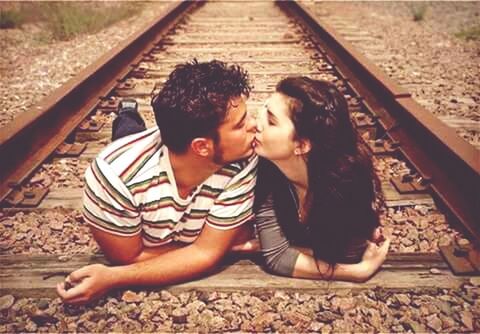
[
  {"left": 294, "top": 138, "right": 312, "bottom": 156},
  {"left": 191, "top": 138, "right": 214, "bottom": 157}
]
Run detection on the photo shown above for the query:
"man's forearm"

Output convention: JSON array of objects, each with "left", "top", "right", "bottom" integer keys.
[
  {"left": 131, "top": 242, "right": 185, "bottom": 263},
  {"left": 109, "top": 243, "right": 220, "bottom": 288}
]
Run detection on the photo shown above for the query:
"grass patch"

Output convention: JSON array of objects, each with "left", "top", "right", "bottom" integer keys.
[
  {"left": 40, "top": 2, "right": 142, "bottom": 41},
  {"left": 409, "top": 3, "right": 428, "bottom": 22},
  {"left": 0, "top": 8, "right": 24, "bottom": 29},
  {"left": 455, "top": 25, "right": 480, "bottom": 41},
  {"left": 1, "top": 2, "right": 143, "bottom": 40}
]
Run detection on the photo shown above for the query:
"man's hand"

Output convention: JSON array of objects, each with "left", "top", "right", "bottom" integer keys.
[{"left": 56, "top": 264, "right": 116, "bottom": 305}]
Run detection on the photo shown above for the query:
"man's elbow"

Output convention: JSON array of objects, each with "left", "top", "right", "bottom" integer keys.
[
  {"left": 104, "top": 252, "right": 138, "bottom": 265},
  {"left": 193, "top": 246, "right": 227, "bottom": 274}
]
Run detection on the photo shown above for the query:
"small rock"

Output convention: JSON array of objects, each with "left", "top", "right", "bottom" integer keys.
[
  {"left": 74, "top": 235, "right": 89, "bottom": 245},
  {"left": 160, "top": 290, "right": 173, "bottom": 302},
  {"left": 171, "top": 308, "right": 187, "bottom": 324},
  {"left": 24, "top": 321, "right": 38, "bottom": 332},
  {"left": 440, "top": 314, "right": 456, "bottom": 329},
  {"left": 0, "top": 295, "right": 15, "bottom": 311},
  {"left": 283, "top": 311, "right": 311, "bottom": 326},
  {"left": 186, "top": 300, "right": 206, "bottom": 314},
  {"left": 0, "top": 240, "right": 13, "bottom": 251},
  {"left": 251, "top": 289, "right": 274, "bottom": 301},
  {"left": 403, "top": 320, "right": 428, "bottom": 333},
  {"left": 152, "top": 315, "right": 163, "bottom": 323},
  {"left": 58, "top": 255, "right": 71, "bottom": 262},
  {"left": 334, "top": 297, "right": 356, "bottom": 312},
  {"left": 121, "top": 290, "right": 141, "bottom": 303},
  {"left": 395, "top": 294, "right": 411, "bottom": 306},
  {"left": 37, "top": 299, "right": 50, "bottom": 310},
  {"left": 460, "top": 311, "right": 474, "bottom": 331},
  {"left": 316, "top": 310, "right": 341, "bottom": 323},
  {"left": 309, "top": 321, "right": 324, "bottom": 331},
  {"left": 469, "top": 277, "right": 480, "bottom": 286},
  {"left": 367, "top": 309, "right": 382, "bottom": 329},
  {"left": 426, "top": 314, "right": 443, "bottom": 332},
  {"left": 430, "top": 268, "right": 441, "bottom": 275},
  {"left": 30, "top": 311, "right": 58, "bottom": 326},
  {"left": 12, "top": 298, "right": 28, "bottom": 312},
  {"left": 419, "top": 240, "right": 430, "bottom": 251},
  {"left": 49, "top": 220, "right": 64, "bottom": 231}
]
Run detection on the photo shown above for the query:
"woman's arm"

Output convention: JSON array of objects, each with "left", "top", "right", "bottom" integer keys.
[
  {"left": 256, "top": 195, "right": 390, "bottom": 282},
  {"left": 256, "top": 194, "right": 301, "bottom": 276},
  {"left": 292, "top": 239, "right": 390, "bottom": 282}
]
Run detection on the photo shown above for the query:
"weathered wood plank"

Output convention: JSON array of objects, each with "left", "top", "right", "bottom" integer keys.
[
  {"left": 37, "top": 188, "right": 83, "bottom": 210},
  {"left": 381, "top": 181, "right": 435, "bottom": 207},
  {"left": 0, "top": 253, "right": 470, "bottom": 298}
]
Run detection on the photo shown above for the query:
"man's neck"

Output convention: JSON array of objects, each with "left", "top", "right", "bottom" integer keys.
[{"left": 168, "top": 150, "right": 220, "bottom": 199}]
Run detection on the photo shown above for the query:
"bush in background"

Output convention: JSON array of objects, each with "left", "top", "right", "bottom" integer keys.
[
  {"left": 455, "top": 25, "right": 480, "bottom": 41},
  {"left": 0, "top": 2, "right": 143, "bottom": 41},
  {"left": 0, "top": 8, "right": 24, "bottom": 29},
  {"left": 40, "top": 2, "right": 142, "bottom": 41},
  {"left": 409, "top": 3, "right": 428, "bottom": 22}
]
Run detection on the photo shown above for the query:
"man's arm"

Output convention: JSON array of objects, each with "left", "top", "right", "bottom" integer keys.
[
  {"left": 57, "top": 223, "right": 247, "bottom": 304},
  {"left": 89, "top": 226, "right": 184, "bottom": 264}
]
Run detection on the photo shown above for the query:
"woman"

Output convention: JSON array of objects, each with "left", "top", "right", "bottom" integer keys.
[{"left": 251, "top": 77, "right": 390, "bottom": 282}]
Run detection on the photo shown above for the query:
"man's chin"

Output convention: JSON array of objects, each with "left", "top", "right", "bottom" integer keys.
[{"left": 222, "top": 149, "right": 257, "bottom": 164}]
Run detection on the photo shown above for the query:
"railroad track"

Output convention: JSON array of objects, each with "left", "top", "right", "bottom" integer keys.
[{"left": 0, "top": 1, "right": 479, "bottom": 331}]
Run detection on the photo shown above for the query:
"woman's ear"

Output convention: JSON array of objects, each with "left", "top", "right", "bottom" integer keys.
[
  {"left": 190, "top": 138, "right": 214, "bottom": 157},
  {"left": 294, "top": 138, "right": 312, "bottom": 155}
]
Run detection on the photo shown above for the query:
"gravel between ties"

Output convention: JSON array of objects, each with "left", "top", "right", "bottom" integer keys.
[{"left": 0, "top": 285, "right": 479, "bottom": 333}]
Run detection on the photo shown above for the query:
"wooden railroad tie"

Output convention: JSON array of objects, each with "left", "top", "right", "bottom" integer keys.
[{"left": 0, "top": 253, "right": 475, "bottom": 298}]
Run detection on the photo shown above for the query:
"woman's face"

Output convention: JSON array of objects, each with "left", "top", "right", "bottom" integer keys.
[{"left": 254, "top": 92, "right": 297, "bottom": 161}]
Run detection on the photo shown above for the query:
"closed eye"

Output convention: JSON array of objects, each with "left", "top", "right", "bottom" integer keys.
[{"left": 267, "top": 109, "right": 277, "bottom": 125}]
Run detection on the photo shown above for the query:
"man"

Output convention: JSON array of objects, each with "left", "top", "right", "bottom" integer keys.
[{"left": 57, "top": 60, "right": 257, "bottom": 304}]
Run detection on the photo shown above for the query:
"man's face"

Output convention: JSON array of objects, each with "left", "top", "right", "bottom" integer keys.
[{"left": 214, "top": 96, "right": 256, "bottom": 164}]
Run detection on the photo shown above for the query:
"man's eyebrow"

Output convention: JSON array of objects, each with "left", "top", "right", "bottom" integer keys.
[{"left": 234, "top": 111, "right": 247, "bottom": 128}]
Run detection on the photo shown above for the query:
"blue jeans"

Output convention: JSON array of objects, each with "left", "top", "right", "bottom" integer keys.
[{"left": 111, "top": 111, "right": 146, "bottom": 141}]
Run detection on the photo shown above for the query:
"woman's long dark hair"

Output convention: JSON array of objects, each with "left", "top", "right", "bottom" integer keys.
[{"left": 276, "top": 77, "right": 380, "bottom": 273}]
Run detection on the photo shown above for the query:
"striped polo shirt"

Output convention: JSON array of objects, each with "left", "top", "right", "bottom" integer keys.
[{"left": 83, "top": 127, "right": 258, "bottom": 246}]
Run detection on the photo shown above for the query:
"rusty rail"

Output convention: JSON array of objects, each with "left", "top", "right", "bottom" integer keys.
[
  {"left": 278, "top": 1, "right": 479, "bottom": 240},
  {"left": 0, "top": 1, "right": 200, "bottom": 205}
]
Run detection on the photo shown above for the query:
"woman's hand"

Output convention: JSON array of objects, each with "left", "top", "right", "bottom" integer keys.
[
  {"left": 56, "top": 264, "right": 117, "bottom": 305},
  {"left": 355, "top": 233, "right": 391, "bottom": 282}
]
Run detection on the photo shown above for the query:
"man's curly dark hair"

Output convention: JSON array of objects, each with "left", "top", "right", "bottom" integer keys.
[{"left": 151, "top": 59, "right": 252, "bottom": 153}]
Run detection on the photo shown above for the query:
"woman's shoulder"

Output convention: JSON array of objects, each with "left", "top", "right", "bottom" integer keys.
[{"left": 254, "top": 158, "right": 288, "bottom": 208}]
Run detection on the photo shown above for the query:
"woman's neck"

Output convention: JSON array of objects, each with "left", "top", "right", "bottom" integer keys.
[{"left": 272, "top": 156, "right": 309, "bottom": 195}]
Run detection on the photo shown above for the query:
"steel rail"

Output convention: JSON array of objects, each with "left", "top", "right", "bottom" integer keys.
[
  {"left": 278, "top": 1, "right": 480, "bottom": 240},
  {"left": 0, "top": 1, "right": 201, "bottom": 204}
]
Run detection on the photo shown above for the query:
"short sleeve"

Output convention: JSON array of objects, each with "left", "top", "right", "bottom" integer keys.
[
  {"left": 82, "top": 158, "right": 142, "bottom": 236},
  {"left": 206, "top": 156, "right": 258, "bottom": 230}
]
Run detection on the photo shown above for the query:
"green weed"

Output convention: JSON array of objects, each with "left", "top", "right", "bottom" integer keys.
[
  {"left": 455, "top": 25, "right": 480, "bottom": 41},
  {"left": 0, "top": 8, "right": 24, "bottom": 29},
  {"left": 410, "top": 3, "right": 428, "bottom": 22}
]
